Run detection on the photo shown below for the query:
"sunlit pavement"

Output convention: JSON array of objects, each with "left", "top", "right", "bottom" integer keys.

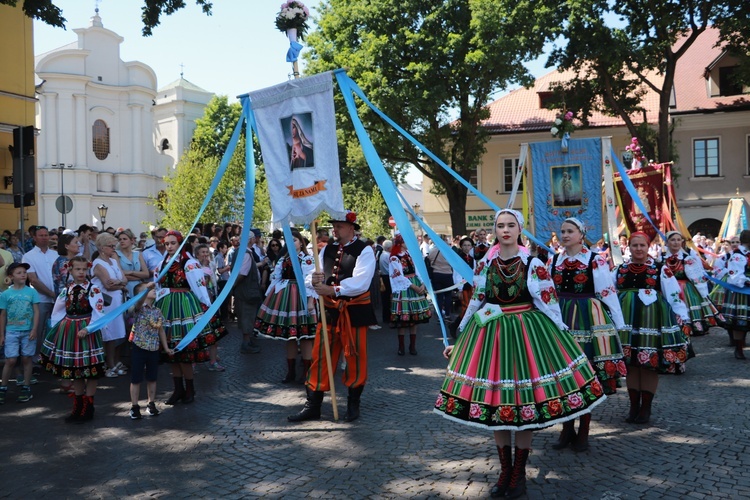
[{"left": 1, "top": 319, "right": 748, "bottom": 498}]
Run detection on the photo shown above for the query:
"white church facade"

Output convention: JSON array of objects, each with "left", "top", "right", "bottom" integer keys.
[{"left": 34, "top": 11, "right": 212, "bottom": 232}]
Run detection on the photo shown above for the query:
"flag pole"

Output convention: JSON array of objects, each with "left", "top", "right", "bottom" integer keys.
[{"left": 310, "top": 220, "right": 339, "bottom": 420}]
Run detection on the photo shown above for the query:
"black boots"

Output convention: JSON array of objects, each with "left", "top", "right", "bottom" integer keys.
[
  {"left": 288, "top": 388, "right": 324, "bottom": 422},
  {"left": 735, "top": 336, "right": 746, "bottom": 360},
  {"left": 343, "top": 385, "right": 364, "bottom": 422},
  {"left": 571, "top": 414, "right": 591, "bottom": 452},
  {"left": 625, "top": 388, "right": 641, "bottom": 423},
  {"left": 409, "top": 334, "right": 417, "bottom": 355},
  {"left": 165, "top": 377, "right": 185, "bottom": 405},
  {"left": 552, "top": 420, "right": 576, "bottom": 450},
  {"left": 506, "top": 447, "right": 530, "bottom": 499},
  {"left": 79, "top": 395, "right": 94, "bottom": 422},
  {"left": 634, "top": 390, "right": 654, "bottom": 424},
  {"left": 282, "top": 359, "right": 296, "bottom": 383},
  {"left": 182, "top": 379, "right": 195, "bottom": 404},
  {"left": 490, "top": 445, "right": 512, "bottom": 498}
]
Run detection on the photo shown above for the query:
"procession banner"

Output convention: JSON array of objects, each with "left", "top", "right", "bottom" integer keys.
[
  {"left": 613, "top": 163, "right": 666, "bottom": 241},
  {"left": 247, "top": 71, "right": 344, "bottom": 226},
  {"left": 528, "top": 138, "right": 603, "bottom": 242}
]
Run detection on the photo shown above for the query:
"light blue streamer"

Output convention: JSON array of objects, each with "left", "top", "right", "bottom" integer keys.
[
  {"left": 335, "top": 71, "right": 450, "bottom": 346},
  {"left": 175, "top": 103, "right": 256, "bottom": 351},
  {"left": 335, "top": 70, "right": 552, "bottom": 255},
  {"left": 612, "top": 153, "right": 667, "bottom": 241},
  {"left": 705, "top": 273, "right": 750, "bottom": 295},
  {"left": 282, "top": 224, "right": 308, "bottom": 308},
  {"left": 286, "top": 41, "right": 303, "bottom": 63}
]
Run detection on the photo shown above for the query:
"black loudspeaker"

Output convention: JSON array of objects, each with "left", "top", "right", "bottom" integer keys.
[
  {"left": 13, "top": 193, "right": 35, "bottom": 208},
  {"left": 12, "top": 156, "right": 35, "bottom": 196},
  {"left": 11, "top": 126, "right": 34, "bottom": 158}
]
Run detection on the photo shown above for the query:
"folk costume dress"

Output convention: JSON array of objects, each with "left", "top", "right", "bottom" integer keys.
[
  {"left": 709, "top": 252, "right": 733, "bottom": 315},
  {"left": 663, "top": 249, "right": 724, "bottom": 334},
  {"left": 41, "top": 280, "right": 106, "bottom": 380},
  {"left": 155, "top": 254, "right": 228, "bottom": 364},
  {"left": 550, "top": 248, "right": 626, "bottom": 394},
  {"left": 613, "top": 258, "right": 691, "bottom": 374},
  {"left": 255, "top": 251, "right": 318, "bottom": 342},
  {"left": 389, "top": 250, "right": 432, "bottom": 327},
  {"left": 434, "top": 249, "right": 606, "bottom": 431},
  {"left": 721, "top": 247, "right": 750, "bottom": 331}
]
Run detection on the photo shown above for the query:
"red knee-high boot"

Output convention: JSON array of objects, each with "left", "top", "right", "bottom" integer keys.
[{"left": 490, "top": 445, "right": 512, "bottom": 498}]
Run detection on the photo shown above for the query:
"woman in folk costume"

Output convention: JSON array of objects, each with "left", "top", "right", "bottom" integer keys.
[
  {"left": 662, "top": 230, "right": 724, "bottom": 336},
  {"left": 720, "top": 230, "right": 750, "bottom": 359},
  {"left": 613, "top": 232, "right": 691, "bottom": 424},
  {"left": 255, "top": 229, "right": 318, "bottom": 383},
  {"left": 156, "top": 230, "right": 228, "bottom": 405},
  {"left": 434, "top": 209, "right": 606, "bottom": 499},
  {"left": 709, "top": 236, "right": 740, "bottom": 347},
  {"left": 388, "top": 233, "right": 432, "bottom": 355},
  {"left": 549, "top": 217, "right": 626, "bottom": 452}
]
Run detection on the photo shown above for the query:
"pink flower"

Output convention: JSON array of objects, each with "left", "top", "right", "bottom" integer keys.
[
  {"left": 564, "top": 111, "right": 573, "bottom": 120},
  {"left": 520, "top": 405, "right": 536, "bottom": 421},
  {"left": 435, "top": 394, "right": 444, "bottom": 408},
  {"left": 637, "top": 350, "right": 650, "bottom": 365},
  {"left": 469, "top": 403, "right": 482, "bottom": 419},
  {"left": 567, "top": 392, "right": 584, "bottom": 409}
]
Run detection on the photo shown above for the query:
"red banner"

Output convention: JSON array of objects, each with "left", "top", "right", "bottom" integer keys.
[{"left": 614, "top": 164, "right": 668, "bottom": 241}]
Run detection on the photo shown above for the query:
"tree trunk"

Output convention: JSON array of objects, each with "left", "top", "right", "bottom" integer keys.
[
  {"left": 444, "top": 181, "right": 468, "bottom": 236},
  {"left": 658, "top": 60, "right": 677, "bottom": 163}
]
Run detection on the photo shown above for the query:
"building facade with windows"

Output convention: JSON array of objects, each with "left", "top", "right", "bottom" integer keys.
[
  {"left": 419, "top": 27, "right": 748, "bottom": 239},
  {"left": 34, "top": 11, "right": 212, "bottom": 232}
]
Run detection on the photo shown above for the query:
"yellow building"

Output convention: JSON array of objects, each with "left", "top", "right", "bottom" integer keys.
[{"left": 0, "top": 3, "right": 38, "bottom": 235}]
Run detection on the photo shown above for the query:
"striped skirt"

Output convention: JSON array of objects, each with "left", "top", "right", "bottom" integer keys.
[
  {"left": 156, "top": 290, "right": 228, "bottom": 364},
  {"left": 722, "top": 288, "right": 750, "bottom": 332},
  {"left": 390, "top": 275, "right": 432, "bottom": 327},
  {"left": 617, "top": 289, "right": 689, "bottom": 374},
  {"left": 677, "top": 279, "right": 723, "bottom": 335},
  {"left": 434, "top": 303, "right": 606, "bottom": 431},
  {"left": 41, "top": 316, "right": 106, "bottom": 380},
  {"left": 709, "top": 276, "right": 729, "bottom": 314},
  {"left": 255, "top": 281, "right": 318, "bottom": 341},
  {"left": 559, "top": 295, "right": 626, "bottom": 394}
]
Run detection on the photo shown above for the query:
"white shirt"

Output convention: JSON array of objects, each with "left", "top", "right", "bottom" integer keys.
[{"left": 22, "top": 246, "right": 58, "bottom": 303}]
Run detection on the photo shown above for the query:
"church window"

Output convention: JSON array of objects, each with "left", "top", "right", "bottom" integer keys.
[{"left": 93, "top": 119, "right": 110, "bottom": 160}]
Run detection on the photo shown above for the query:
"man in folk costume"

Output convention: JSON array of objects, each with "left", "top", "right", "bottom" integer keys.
[{"left": 288, "top": 210, "right": 377, "bottom": 423}]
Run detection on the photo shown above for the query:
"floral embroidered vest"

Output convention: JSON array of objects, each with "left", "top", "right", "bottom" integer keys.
[
  {"left": 615, "top": 260, "right": 661, "bottom": 290},
  {"left": 398, "top": 252, "right": 416, "bottom": 275},
  {"left": 485, "top": 256, "right": 533, "bottom": 305},
  {"left": 66, "top": 283, "right": 94, "bottom": 316},
  {"left": 159, "top": 257, "right": 189, "bottom": 288},
  {"left": 663, "top": 252, "right": 687, "bottom": 280},
  {"left": 551, "top": 252, "right": 595, "bottom": 297}
]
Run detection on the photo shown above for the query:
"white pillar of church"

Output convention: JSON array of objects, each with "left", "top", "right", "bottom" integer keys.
[
  {"left": 129, "top": 103, "right": 144, "bottom": 173},
  {"left": 43, "top": 92, "right": 58, "bottom": 166},
  {"left": 74, "top": 94, "right": 87, "bottom": 169}
]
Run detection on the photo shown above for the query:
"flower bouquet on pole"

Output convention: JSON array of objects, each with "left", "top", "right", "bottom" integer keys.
[
  {"left": 275, "top": 1, "right": 310, "bottom": 68},
  {"left": 550, "top": 110, "right": 576, "bottom": 153},
  {"left": 625, "top": 137, "right": 645, "bottom": 169}
]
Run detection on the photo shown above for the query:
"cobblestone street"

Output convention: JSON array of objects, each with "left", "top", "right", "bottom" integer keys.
[{"left": 1, "top": 322, "right": 748, "bottom": 499}]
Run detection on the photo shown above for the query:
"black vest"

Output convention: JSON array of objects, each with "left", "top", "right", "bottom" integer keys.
[{"left": 322, "top": 239, "right": 377, "bottom": 327}]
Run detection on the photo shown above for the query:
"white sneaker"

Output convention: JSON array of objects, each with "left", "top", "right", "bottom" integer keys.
[
  {"left": 105, "top": 368, "right": 118, "bottom": 378},
  {"left": 114, "top": 362, "right": 128, "bottom": 375}
]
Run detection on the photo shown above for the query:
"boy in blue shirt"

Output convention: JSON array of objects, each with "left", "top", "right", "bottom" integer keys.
[{"left": 0, "top": 262, "right": 40, "bottom": 403}]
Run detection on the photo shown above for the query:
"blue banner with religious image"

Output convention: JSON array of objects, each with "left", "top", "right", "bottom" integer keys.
[{"left": 529, "top": 138, "right": 603, "bottom": 242}]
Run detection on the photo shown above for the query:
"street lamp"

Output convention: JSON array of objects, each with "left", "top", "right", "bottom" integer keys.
[
  {"left": 51, "top": 163, "right": 74, "bottom": 228},
  {"left": 412, "top": 203, "right": 422, "bottom": 235},
  {"left": 97, "top": 204, "right": 108, "bottom": 230}
]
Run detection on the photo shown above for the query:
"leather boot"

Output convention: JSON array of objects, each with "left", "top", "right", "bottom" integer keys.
[
  {"left": 409, "top": 334, "right": 417, "bottom": 355},
  {"left": 572, "top": 413, "right": 591, "bottom": 452},
  {"left": 397, "top": 335, "right": 405, "bottom": 356},
  {"left": 506, "top": 447, "right": 530, "bottom": 499},
  {"left": 65, "top": 394, "right": 84, "bottom": 423},
  {"left": 490, "top": 445, "right": 512, "bottom": 498},
  {"left": 282, "top": 358, "right": 296, "bottom": 383},
  {"left": 165, "top": 377, "right": 185, "bottom": 405},
  {"left": 552, "top": 420, "right": 576, "bottom": 450},
  {"left": 182, "top": 379, "right": 195, "bottom": 403},
  {"left": 77, "top": 395, "right": 94, "bottom": 423},
  {"left": 343, "top": 385, "right": 364, "bottom": 422},
  {"left": 735, "top": 337, "right": 746, "bottom": 360},
  {"left": 634, "top": 390, "right": 654, "bottom": 424},
  {"left": 625, "top": 388, "right": 641, "bottom": 423},
  {"left": 288, "top": 388, "right": 324, "bottom": 422}
]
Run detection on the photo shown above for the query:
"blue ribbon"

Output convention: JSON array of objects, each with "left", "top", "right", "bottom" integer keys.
[
  {"left": 286, "top": 41, "right": 303, "bottom": 63},
  {"left": 705, "top": 273, "right": 750, "bottom": 295},
  {"left": 611, "top": 154, "right": 667, "bottom": 241}
]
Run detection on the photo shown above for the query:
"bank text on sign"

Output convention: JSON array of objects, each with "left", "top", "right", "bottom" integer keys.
[{"left": 466, "top": 213, "right": 496, "bottom": 230}]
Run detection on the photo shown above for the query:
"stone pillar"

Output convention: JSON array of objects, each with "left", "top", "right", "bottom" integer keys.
[
  {"left": 129, "top": 103, "right": 143, "bottom": 173},
  {"left": 74, "top": 94, "right": 87, "bottom": 169}
]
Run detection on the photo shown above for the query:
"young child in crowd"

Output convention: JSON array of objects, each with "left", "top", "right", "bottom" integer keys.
[
  {"left": 128, "top": 281, "right": 172, "bottom": 419},
  {"left": 0, "top": 263, "right": 40, "bottom": 404},
  {"left": 41, "top": 256, "right": 106, "bottom": 422}
]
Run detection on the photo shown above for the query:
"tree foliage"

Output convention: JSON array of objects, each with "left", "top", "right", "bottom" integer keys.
[
  {"left": 305, "top": 0, "right": 546, "bottom": 235},
  {"left": 505, "top": 0, "right": 750, "bottom": 163},
  {"left": 159, "top": 95, "right": 270, "bottom": 232},
  {"left": 3, "top": 0, "right": 212, "bottom": 36}
]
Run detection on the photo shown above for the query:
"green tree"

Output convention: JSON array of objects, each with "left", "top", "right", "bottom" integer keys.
[
  {"left": 3, "top": 0, "right": 212, "bottom": 35},
  {"left": 509, "top": 0, "right": 750, "bottom": 163},
  {"left": 342, "top": 184, "right": 390, "bottom": 240},
  {"left": 305, "top": 0, "right": 546, "bottom": 235},
  {"left": 159, "top": 95, "right": 269, "bottom": 231}
]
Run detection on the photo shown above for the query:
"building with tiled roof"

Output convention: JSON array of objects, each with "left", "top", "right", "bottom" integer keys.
[{"left": 420, "top": 26, "right": 749, "bottom": 238}]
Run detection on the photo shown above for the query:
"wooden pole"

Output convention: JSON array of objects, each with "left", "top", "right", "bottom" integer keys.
[{"left": 310, "top": 220, "right": 338, "bottom": 421}]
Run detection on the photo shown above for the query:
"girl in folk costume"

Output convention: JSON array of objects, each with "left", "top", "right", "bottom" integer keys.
[
  {"left": 720, "top": 230, "right": 750, "bottom": 359},
  {"left": 156, "top": 230, "right": 228, "bottom": 405},
  {"left": 255, "top": 230, "right": 318, "bottom": 383},
  {"left": 434, "top": 210, "right": 606, "bottom": 499},
  {"left": 662, "top": 230, "right": 724, "bottom": 336},
  {"left": 709, "top": 236, "right": 740, "bottom": 322},
  {"left": 613, "top": 232, "right": 692, "bottom": 425},
  {"left": 549, "top": 218, "right": 626, "bottom": 452},
  {"left": 41, "top": 257, "right": 107, "bottom": 422},
  {"left": 388, "top": 233, "right": 432, "bottom": 355}
]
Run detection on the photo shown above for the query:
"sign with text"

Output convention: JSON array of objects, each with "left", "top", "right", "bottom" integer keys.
[{"left": 466, "top": 212, "right": 496, "bottom": 230}]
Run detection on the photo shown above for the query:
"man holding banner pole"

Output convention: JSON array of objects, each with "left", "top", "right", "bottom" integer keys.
[{"left": 288, "top": 211, "right": 376, "bottom": 422}]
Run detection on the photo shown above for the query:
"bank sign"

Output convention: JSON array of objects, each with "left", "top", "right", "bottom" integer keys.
[{"left": 466, "top": 213, "right": 496, "bottom": 230}]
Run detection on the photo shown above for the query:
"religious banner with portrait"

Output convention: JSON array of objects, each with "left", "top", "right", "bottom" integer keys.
[
  {"left": 247, "top": 71, "right": 345, "bottom": 226},
  {"left": 613, "top": 163, "right": 667, "bottom": 241},
  {"left": 529, "top": 138, "right": 603, "bottom": 242}
]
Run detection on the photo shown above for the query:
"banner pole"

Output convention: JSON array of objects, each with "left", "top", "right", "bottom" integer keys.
[{"left": 310, "top": 220, "right": 339, "bottom": 421}]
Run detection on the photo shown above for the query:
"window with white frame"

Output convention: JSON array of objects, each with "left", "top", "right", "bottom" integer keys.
[
  {"left": 467, "top": 164, "right": 478, "bottom": 196},
  {"left": 501, "top": 157, "right": 522, "bottom": 193},
  {"left": 693, "top": 137, "right": 719, "bottom": 177}
]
